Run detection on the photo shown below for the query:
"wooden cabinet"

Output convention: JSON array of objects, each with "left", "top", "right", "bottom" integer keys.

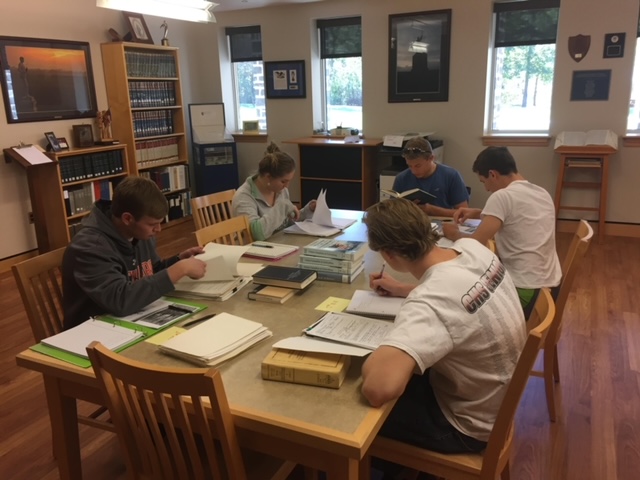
[
  {"left": 4, "top": 144, "right": 129, "bottom": 253},
  {"left": 101, "top": 42, "right": 191, "bottom": 226},
  {"left": 283, "top": 137, "right": 382, "bottom": 210}
]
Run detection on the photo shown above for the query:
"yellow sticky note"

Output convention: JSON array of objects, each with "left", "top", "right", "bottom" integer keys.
[
  {"left": 145, "top": 326, "right": 186, "bottom": 345},
  {"left": 315, "top": 296, "right": 350, "bottom": 312}
]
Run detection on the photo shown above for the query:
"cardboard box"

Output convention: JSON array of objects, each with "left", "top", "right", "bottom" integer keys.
[{"left": 261, "top": 348, "right": 351, "bottom": 389}]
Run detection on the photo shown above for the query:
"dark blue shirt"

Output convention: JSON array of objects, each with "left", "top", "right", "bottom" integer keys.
[{"left": 392, "top": 164, "right": 469, "bottom": 209}]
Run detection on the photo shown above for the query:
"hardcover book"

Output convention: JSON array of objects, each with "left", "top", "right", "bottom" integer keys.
[
  {"left": 380, "top": 188, "right": 437, "bottom": 204},
  {"left": 302, "top": 239, "right": 368, "bottom": 261},
  {"left": 252, "top": 265, "right": 318, "bottom": 290},
  {"left": 247, "top": 285, "right": 296, "bottom": 304},
  {"left": 298, "top": 258, "right": 363, "bottom": 274},
  {"left": 261, "top": 348, "right": 351, "bottom": 389},
  {"left": 315, "top": 264, "right": 364, "bottom": 284}
]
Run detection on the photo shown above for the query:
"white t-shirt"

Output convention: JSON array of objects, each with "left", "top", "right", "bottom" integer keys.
[
  {"left": 482, "top": 180, "right": 562, "bottom": 289},
  {"left": 381, "top": 239, "right": 526, "bottom": 441}
]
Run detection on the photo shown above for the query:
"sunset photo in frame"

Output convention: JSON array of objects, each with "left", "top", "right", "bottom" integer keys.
[
  {"left": 388, "top": 9, "right": 452, "bottom": 103},
  {"left": 0, "top": 36, "right": 98, "bottom": 123}
]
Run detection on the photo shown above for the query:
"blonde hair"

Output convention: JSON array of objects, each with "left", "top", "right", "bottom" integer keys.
[
  {"left": 364, "top": 198, "right": 439, "bottom": 260},
  {"left": 258, "top": 142, "right": 296, "bottom": 178}
]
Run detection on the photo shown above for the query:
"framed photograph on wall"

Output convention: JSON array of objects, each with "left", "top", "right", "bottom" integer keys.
[
  {"left": 570, "top": 69, "right": 612, "bottom": 101},
  {"left": 264, "top": 60, "right": 306, "bottom": 99},
  {"left": 0, "top": 36, "right": 98, "bottom": 123},
  {"left": 388, "top": 10, "right": 452, "bottom": 103},
  {"left": 123, "top": 12, "right": 154, "bottom": 44}
]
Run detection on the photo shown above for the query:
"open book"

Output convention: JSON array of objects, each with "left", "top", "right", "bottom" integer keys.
[
  {"left": 345, "top": 290, "right": 404, "bottom": 319},
  {"left": 243, "top": 241, "right": 299, "bottom": 260},
  {"left": 108, "top": 297, "right": 205, "bottom": 330},
  {"left": 284, "top": 189, "right": 357, "bottom": 236},
  {"left": 303, "top": 312, "right": 394, "bottom": 351},
  {"left": 554, "top": 130, "right": 618, "bottom": 150},
  {"left": 380, "top": 188, "right": 437, "bottom": 204}
]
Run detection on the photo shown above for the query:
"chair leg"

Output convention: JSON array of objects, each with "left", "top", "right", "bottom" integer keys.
[
  {"left": 553, "top": 346, "right": 560, "bottom": 383},
  {"left": 543, "top": 347, "right": 558, "bottom": 422},
  {"left": 501, "top": 460, "right": 511, "bottom": 480}
]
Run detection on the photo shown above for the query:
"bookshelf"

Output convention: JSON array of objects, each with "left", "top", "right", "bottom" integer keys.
[
  {"left": 3, "top": 144, "right": 129, "bottom": 253},
  {"left": 101, "top": 42, "right": 191, "bottom": 227}
]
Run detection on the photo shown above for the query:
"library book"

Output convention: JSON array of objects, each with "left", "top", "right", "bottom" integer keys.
[
  {"left": 247, "top": 285, "right": 296, "bottom": 304},
  {"left": 261, "top": 348, "right": 351, "bottom": 389},
  {"left": 380, "top": 188, "right": 437, "bottom": 204},
  {"left": 302, "top": 238, "right": 368, "bottom": 262},
  {"left": 252, "top": 265, "right": 318, "bottom": 290}
]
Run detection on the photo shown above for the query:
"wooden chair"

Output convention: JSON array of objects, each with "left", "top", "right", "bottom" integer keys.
[
  {"left": 11, "top": 247, "right": 115, "bottom": 433},
  {"left": 529, "top": 219, "right": 593, "bottom": 422},
  {"left": 364, "top": 289, "right": 556, "bottom": 480},
  {"left": 86, "top": 341, "right": 296, "bottom": 480},
  {"left": 191, "top": 189, "right": 237, "bottom": 230},
  {"left": 195, "top": 215, "right": 253, "bottom": 247}
]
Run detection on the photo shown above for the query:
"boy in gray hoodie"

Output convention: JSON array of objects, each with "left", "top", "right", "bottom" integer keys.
[{"left": 62, "top": 176, "right": 206, "bottom": 329}]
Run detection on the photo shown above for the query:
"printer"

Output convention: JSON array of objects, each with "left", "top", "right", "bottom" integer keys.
[{"left": 379, "top": 132, "right": 444, "bottom": 200}]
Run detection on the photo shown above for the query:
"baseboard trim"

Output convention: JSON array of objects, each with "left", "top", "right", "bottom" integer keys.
[
  {"left": 557, "top": 219, "right": 640, "bottom": 238},
  {"left": 0, "top": 250, "right": 38, "bottom": 274}
]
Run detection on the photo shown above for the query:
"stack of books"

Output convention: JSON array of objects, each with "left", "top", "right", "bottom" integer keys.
[
  {"left": 252, "top": 265, "right": 318, "bottom": 290},
  {"left": 261, "top": 348, "right": 351, "bottom": 389},
  {"left": 298, "top": 238, "right": 368, "bottom": 283}
]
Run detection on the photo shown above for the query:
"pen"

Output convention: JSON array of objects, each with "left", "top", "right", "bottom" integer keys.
[
  {"left": 252, "top": 243, "right": 274, "bottom": 249},
  {"left": 181, "top": 313, "right": 216, "bottom": 328},
  {"left": 375, "top": 263, "right": 388, "bottom": 294}
]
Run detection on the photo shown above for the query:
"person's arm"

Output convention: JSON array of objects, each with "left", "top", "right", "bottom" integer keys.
[
  {"left": 298, "top": 199, "right": 317, "bottom": 221},
  {"left": 421, "top": 200, "right": 469, "bottom": 218},
  {"left": 442, "top": 214, "right": 502, "bottom": 247},
  {"left": 369, "top": 272, "right": 416, "bottom": 297},
  {"left": 232, "top": 189, "right": 294, "bottom": 240},
  {"left": 362, "top": 346, "right": 416, "bottom": 407}
]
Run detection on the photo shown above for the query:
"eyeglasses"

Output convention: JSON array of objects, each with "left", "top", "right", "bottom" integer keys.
[{"left": 402, "top": 147, "right": 431, "bottom": 155}]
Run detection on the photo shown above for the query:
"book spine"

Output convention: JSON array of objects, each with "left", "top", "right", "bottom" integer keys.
[
  {"left": 298, "top": 254, "right": 358, "bottom": 267},
  {"left": 302, "top": 248, "right": 360, "bottom": 261},
  {"left": 248, "top": 294, "right": 282, "bottom": 304},
  {"left": 298, "top": 262, "right": 360, "bottom": 274},
  {"left": 315, "top": 270, "right": 357, "bottom": 283},
  {"left": 261, "top": 364, "right": 343, "bottom": 389}
]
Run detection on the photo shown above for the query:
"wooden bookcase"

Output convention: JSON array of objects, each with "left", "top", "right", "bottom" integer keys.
[
  {"left": 101, "top": 42, "right": 191, "bottom": 227},
  {"left": 4, "top": 144, "right": 129, "bottom": 253},
  {"left": 283, "top": 137, "right": 382, "bottom": 210}
]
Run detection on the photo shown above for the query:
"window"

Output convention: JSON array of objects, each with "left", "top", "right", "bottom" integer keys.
[
  {"left": 317, "top": 17, "right": 362, "bottom": 133},
  {"left": 488, "top": 0, "right": 560, "bottom": 133},
  {"left": 226, "top": 26, "right": 266, "bottom": 130},
  {"left": 628, "top": 17, "right": 640, "bottom": 132}
]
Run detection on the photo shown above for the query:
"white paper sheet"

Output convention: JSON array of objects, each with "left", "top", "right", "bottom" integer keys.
[
  {"left": 13, "top": 146, "right": 52, "bottom": 165},
  {"left": 180, "top": 243, "right": 260, "bottom": 282},
  {"left": 273, "top": 336, "right": 372, "bottom": 357}
]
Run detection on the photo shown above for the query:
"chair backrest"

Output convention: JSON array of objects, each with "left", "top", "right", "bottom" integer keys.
[
  {"left": 481, "top": 288, "right": 555, "bottom": 477},
  {"left": 12, "top": 247, "right": 66, "bottom": 342},
  {"left": 191, "top": 189, "right": 236, "bottom": 230},
  {"left": 195, "top": 215, "right": 253, "bottom": 247},
  {"left": 87, "top": 341, "right": 248, "bottom": 480},
  {"left": 550, "top": 219, "right": 593, "bottom": 346}
]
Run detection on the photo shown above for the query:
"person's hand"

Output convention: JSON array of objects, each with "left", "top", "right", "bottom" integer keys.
[
  {"left": 442, "top": 222, "right": 460, "bottom": 240},
  {"left": 178, "top": 246, "right": 205, "bottom": 260},
  {"left": 289, "top": 206, "right": 301, "bottom": 221},
  {"left": 308, "top": 200, "right": 317, "bottom": 212},
  {"left": 452, "top": 207, "right": 475, "bottom": 224},
  {"left": 180, "top": 257, "right": 206, "bottom": 279},
  {"left": 369, "top": 272, "right": 413, "bottom": 298}
]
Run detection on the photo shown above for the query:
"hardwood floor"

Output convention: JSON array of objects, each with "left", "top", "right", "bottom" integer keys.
[{"left": 1, "top": 221, "right": 639, "bottom": 479}]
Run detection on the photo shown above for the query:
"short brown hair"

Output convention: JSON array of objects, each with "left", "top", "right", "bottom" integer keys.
[
  {"left": 402, "top": 137, "right": 433, "bottom": 161},
  {"left": 111, "top": 176, "right": 168, "bottom": 220},
  {"left": 364, "top": 198, "right": 439, "bottom": 261},
  {"left": 258, "top": 142, "right": 296, "bottom": 178}
]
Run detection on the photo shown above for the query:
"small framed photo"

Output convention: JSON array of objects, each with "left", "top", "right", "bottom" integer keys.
[
  {"left": 264, "top": 60, "right": 306, "bottom": 99},
  {"left": 123, "top": 12, "right": 154, "bottom": 44},
  {"left": 57, "top": 137, "right": 70, "bottom": 149},
  {"left": 44, "top": 131, "right": 61, "bottom": 152},
  {"left": 242, "top": 120, "right": 260, "bottom": 134},
  {"left": 73, "top": 124, "right": 94, "bottom": 148}
]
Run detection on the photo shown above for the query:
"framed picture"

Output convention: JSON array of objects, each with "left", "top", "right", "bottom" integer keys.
[
  {"left": 0, "top": 36, "right": 98, "bottom": 123},
  {"left": 388, "top": 10, "right": 452, "bottom": 103},
  {"left": 264, "top": 60, "right": 306, "bottom": 99},
  {"left": 242, "top": 120, "right": 260, "bottom": 134},
  {"left": 570, "top": 70, "right": 612, "bottom": 101},
  {"left": 44, "top": 131, "right": 62, "bottom": 152},
  {"left": 73, "top": 124, "right": 94, "bottom": 148},
  {"left": 57, "top": 136, "right": 70, "bottom": 150},
  {"left": 123, "top": 12, "right": 154, "bottom": 44}
]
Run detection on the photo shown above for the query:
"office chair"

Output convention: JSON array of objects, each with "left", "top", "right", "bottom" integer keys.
[
  {"left": 87, "top": 341, "right": 295, "bottom": 480},
  {"left": 364, "top": 289, "right": 555, "bottom": 480},
  {"left": 191, "top": 189, "right": 236, "bottom": 230}
]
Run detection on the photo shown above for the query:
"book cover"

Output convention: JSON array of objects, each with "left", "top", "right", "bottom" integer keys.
[
  {"left": 252, "top": 265, "right": 318, "bottom": 290},
  {"left": 380, "top": 188, "right": 437, "bottom": 204},
  {"left": 243, "top": 242, "right": 299, "bottom": 260},
  {"left": 315, "top": 264, "right": 364, "bottom": 283},
  {"left": 298, "top": 254, "right": 360, "bottom": 268},
  {"left": 261, "top": 348, "right": 351, "bottom": 389},
  {"left": 298, "top": 258, "right": 364, "bottom": 274},
  {"left": 302, "top": 238, "right": 368, "bottom": 261},
  {"left": 247, "top": 285, "right": 296, "bottom": 304}
]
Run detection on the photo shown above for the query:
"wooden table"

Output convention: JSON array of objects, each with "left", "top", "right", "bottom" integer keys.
[{"left": 16, "top": 211, "right": 401, "bottom": 480}]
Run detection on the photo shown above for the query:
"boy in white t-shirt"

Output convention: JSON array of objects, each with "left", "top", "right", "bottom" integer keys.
[
  {"left": 442, "top": 146, "right": 562, "bottom": 318},
  {"left": 362, "top": 199, "right": 526, "bottom": 463}
]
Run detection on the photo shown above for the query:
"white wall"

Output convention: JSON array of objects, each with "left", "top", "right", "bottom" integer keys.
[{"left": 1, "top": 0, "right": 639, "bottom": 260}]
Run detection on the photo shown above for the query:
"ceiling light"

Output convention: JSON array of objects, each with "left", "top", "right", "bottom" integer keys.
[{"left": 97, "top": 0, "right": 218, "bottom": 23}]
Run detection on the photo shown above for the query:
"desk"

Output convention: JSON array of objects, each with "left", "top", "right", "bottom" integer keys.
[{"left": 16, "top": 211, "right": 397, "bottom": 480}]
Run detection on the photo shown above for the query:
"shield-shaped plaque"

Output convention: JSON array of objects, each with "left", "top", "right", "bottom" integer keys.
[{"left": 569, "top": 34, "right": 591, "bottom": 62}]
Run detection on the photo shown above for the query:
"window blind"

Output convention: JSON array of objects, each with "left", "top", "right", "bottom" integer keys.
[
  {"left": 317, "top": 17, "right": 361, "bottom": 59},
  {"left": 494, "top": 0, "right": 560, "bottom": 47},
  {"left": 226, "top": 26, "right": 262, "bottom": 62}
]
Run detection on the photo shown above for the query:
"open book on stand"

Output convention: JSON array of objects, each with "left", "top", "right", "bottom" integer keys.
[
  {"left": 380, "top": 188, "right": 437, "bottom": 204},
  {"left": 284, "top": 189, "right": 357, "bottom": 236},
  {"left": 554, "top": 129, "right": 618, "bottom": 150}
]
